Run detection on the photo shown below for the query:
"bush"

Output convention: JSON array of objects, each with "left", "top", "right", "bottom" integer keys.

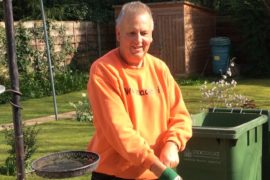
[
  {"left": 200, "top": 58, "right": 252, "bottom": 110},
  {"left": 228, "top": 0, "right": 270, "bottom": 77},
  {"left": 54, "top": 70, "right": 88, "bottom": 95},
  {"left": 0, "top": 21, "right": 89, "bottom": 104},
  {"left": 0, "top": 124, "right": 40, "bottom": 176},
  {"left": 69, "top": 93, "right": 93, "bottom": 122}
]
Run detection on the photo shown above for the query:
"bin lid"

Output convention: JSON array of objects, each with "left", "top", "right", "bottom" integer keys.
[
  {"left": 191, "top": 112, "right": 268, "bottom": 139},
  {"left": 210, "top": 36, "right": 231, "bottom": 46},
  {"left": 208, "top": 108, "right": 270, "bottom": 132}
]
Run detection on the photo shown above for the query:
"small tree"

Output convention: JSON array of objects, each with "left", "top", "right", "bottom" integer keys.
[
  {"left": 0, "top": 124, "right": 40, "bottom": 176},
  {"left": 228, "top": 0, "right": 270, "bottom": 77},
  {"left": 69, "top": 93, "right": 93, "bottom": 122}
]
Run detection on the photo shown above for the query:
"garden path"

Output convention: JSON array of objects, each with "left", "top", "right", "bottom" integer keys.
[{"left": 0, "top": 111, "right": 76, "bottom": 131}]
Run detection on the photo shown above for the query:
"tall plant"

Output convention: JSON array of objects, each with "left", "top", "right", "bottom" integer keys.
[
  {"left": 15, "top": 22, "right": 35, "bottom": 75},
  {"left": 200, "top": 58, "right": 252, "bottom": 110},
  {"left": 0, "top": 26, "right": 8, "bottom": 83},
  {"left": 0, "top": 124, "right": 40, "bottom": 176},
  {"left": 228, "top": 0, "right": 270, "bottom": 77},
  {"left": 0, "top": 20, "right": 88, "bottom": 103}
]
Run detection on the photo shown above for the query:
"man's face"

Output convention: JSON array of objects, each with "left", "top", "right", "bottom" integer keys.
[{"left": 116, "top": 13, "right": 153, "bottom": 66}]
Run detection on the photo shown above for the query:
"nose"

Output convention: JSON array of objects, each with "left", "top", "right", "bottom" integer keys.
[{"left": 134, "top": 33, "right": 142, "bottom": 44}]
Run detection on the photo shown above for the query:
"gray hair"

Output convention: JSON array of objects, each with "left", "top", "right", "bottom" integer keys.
[{"left": 116, "top": 1, "right": 154, "bottom": 29}]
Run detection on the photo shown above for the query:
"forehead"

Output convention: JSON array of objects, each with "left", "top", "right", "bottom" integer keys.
[{"left": 120, "top": 13, "right": 153, "bottom": 31}]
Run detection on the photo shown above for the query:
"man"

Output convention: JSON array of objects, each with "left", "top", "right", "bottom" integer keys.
[{"left": 87, "top": 1, "right": 192, "bottom": 179}]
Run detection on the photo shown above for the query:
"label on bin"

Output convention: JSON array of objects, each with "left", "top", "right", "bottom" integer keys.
[
  {"left": 183, "top": 149, "right": 221, "bottom": 164},
  {"left": 213, "top": 56, "right": 220, "bottom": 61}
]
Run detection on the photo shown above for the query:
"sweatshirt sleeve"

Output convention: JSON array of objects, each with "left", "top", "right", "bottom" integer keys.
[
  {"left": 162, "top": 68, "right": 192, "bottom": 151},
  {"left": 88, "top": 64, "right": 159, "bottom": 169}
]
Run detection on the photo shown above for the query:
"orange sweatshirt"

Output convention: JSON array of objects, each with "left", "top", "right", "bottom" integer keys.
[{"left": 87, "top": 48, "right": 192, "bottom": 179}]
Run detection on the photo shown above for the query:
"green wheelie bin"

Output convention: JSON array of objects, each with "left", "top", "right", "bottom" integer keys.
[{"left": 177, "top": 109, "right": 268, "bottom": 180}]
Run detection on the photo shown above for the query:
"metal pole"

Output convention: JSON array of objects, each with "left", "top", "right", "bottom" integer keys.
[
  {"left": 39, "top": 0, "right": 58, "bottom": 120},
  {"left": 2, "top": 0, "right": 25, "bottom": 179}
]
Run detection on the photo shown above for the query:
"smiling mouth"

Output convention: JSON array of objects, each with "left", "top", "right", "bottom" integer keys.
[{"left": 131, "top": 46, "right": 143, "bottom": 54}]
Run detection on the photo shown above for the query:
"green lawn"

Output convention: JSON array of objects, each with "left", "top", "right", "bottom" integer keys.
[
  {"left": 0, "top": 78, "right": 269, "bottom": 179},
  {"left": 0, "top": 120, "right": 94, "bottom": 180},
  {"left": 0, "top": 90, "right": 86, "bottom": 125},
  {"left": 1, "top": 78, "right": 269, "bottom": 124},
  {"left": 181, "top": 78, "right": 270, "bottom": 114},
  {"left": 234, "top": 79, "right": 270, "bottom": 109}
]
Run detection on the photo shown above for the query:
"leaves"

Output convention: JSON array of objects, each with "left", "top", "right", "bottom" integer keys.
[
  {"left": 69, "top": 93, "right": 93, "bottom": 122},
  {"left": 0, "top": 124, "right": 40, "bottom": 175},
  {"left": 0, "top": 20, "right": 87, "bottom": 103},
  {"left": 228, "top": 0, "right": 270, "bottom": 77}
]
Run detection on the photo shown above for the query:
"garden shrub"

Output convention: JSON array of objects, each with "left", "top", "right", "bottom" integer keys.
[
  {"left": 200, "top": 58, "right": 252, "bottom": 110},
  {"left": 54, "top": 70, "right": 88, "bottom": 95},
  {"left": 0, "top": 26, "right": 8, "bottom": 82},
  {"left": 227, "top": 0, "right": 270, "bottom": 77},
  {"left": 186, "top": 0, "right": 270, "bottom": 77},
  {"left": 0, "top": 20, "right": 88, "bottom": 104},
  {"left": 0, "top": 124, "right": 40, "bottom": 176},
  {"left": 69, "top": 93, "right": 93, "bottom": 122},
  {"left": 176, "top": 76, "right": 205, "bottom": 86}
]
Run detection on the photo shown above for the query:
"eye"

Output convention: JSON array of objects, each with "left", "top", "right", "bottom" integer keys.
[
  {"left": 141, "top": 31, "right": 149, "bottom": 36},
  {"left": 127, "top": 31, "right": 136, "bottom": 38},
  {"left": 129, "top": 32, "right": 136, "bottom": 36}
]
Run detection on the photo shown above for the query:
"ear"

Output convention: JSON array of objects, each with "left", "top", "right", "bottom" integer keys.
[{"left": 116, "top": 26, "right": 120, "bottom": 42}]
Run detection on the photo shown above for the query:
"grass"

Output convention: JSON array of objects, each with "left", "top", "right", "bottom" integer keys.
[
  {"left": 0, "top": 90, "right": 86, "bottom": 125},
  {"left": 0, "top": 78, "right": 269, "bottom": 179},
  {"left": 1, "top": 78, "right": 269, "bottom": 124},
  {"left": 235, "top": 79, "right": 270, "bottom": 109},
  {"left": 181, "top": 78, "right": 270, "bottom": 114},
  {"left": 0, "top": 120, "right": 94, "bottom": 180}
]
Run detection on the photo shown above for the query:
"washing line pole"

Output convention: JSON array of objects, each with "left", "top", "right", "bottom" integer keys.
[
  {"left": 3, "top": 0, "right": 25, "bottom": 179},
  {"left": 39, "top": 0, "right": 58, "bottom": 120}
]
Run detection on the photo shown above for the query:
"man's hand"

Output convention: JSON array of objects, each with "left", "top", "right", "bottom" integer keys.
[{"left": 159, "top": 141, "right": 179, "bottom": 168}]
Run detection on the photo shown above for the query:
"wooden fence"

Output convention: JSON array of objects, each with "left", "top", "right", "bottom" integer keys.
[
  {"left": 0, "top": 20, "right": 116, "bottom": 71},
  {"left": 0, "top": 17, "right": 243, "bottom": 74}
]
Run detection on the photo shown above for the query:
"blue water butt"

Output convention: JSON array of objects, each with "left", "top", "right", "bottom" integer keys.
[{"left": 210, "top": 37, "right": 231, "bottom": 75}]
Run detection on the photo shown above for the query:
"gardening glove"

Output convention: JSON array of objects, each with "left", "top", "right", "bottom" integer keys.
[
  {"left": 160, "top": 141, "right": 179, "bottom": 168},
  {"left": 159, "top": 167, "right": 183, "bottom": 180}
]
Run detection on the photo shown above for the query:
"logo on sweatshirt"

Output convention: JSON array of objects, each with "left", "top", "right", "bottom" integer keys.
[{"left": 124, "top": 86, "right": 160, "bottom": 96}]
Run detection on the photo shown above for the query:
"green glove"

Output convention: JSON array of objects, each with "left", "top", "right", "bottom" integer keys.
[{"left": 159, "top": 167, "right": 182, "bottom": 180}]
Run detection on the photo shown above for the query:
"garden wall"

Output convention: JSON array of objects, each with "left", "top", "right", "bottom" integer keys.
[
  {"left": 0, "top": 21, "right": 116, "bottom": 70},
  {"left": 0, "top": 17, "right": 244, "bottom": 75}
]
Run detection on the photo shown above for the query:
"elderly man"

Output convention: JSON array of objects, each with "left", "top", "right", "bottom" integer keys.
[{"left": 87, "top": 1, "right": 192, "bottom": 179}]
